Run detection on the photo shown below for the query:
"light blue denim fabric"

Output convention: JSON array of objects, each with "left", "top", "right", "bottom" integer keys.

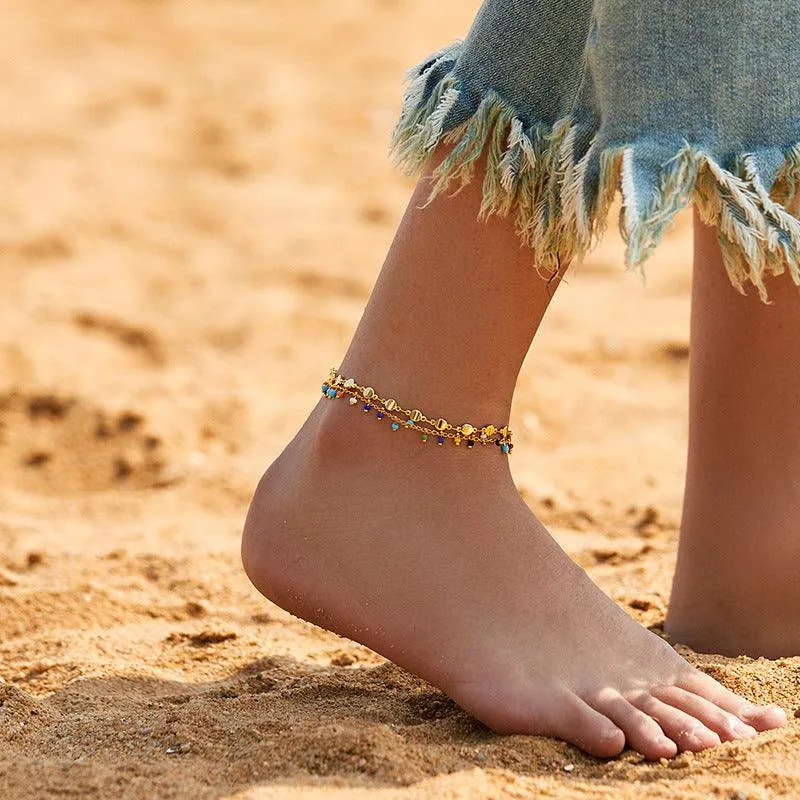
[{"left": 391, "top": 0, "right": 800, "bottom": 300}]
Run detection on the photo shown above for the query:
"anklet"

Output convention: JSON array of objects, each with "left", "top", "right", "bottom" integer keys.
[{"left": 321, "top": 368, "right": 514, "bottom": 454}]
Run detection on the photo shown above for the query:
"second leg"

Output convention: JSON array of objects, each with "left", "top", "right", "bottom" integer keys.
[{"left": 668, "top": 210, "right": 800, "bottom": 658}]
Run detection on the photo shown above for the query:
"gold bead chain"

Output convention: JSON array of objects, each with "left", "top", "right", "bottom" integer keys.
[{"left": 322, "top": 367, "right": 514, "bottom": 453}]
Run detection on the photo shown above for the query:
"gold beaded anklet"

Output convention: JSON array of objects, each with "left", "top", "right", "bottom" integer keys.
[{"left": 321, "top": 368, "right": 514, "bottom": 454}]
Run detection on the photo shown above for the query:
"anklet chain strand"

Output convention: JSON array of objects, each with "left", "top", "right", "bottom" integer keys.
[{"left": 322, "top": 368, "right": 514, "bottom": 454}]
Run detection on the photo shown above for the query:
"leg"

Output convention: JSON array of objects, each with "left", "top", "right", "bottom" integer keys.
[
  {"left": 668, "top": 210, "right": 800, "bottom": 658},
  {"left": 242, "top": 164, "right": 784, "bottom": 759}
]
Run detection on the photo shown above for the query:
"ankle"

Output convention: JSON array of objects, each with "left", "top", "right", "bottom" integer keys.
[
  {"left": 311, "top": 393, "right": 514, "bottom": 480},
  {"left": 668, "top": 508, "right": 800, "bottom": 658}
]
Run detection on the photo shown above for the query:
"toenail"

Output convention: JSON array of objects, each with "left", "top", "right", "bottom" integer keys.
[
  {"left": 687, "top": 724, "right": 716, "bottom": 744},
  {"left": 730, "top": 717, "right": 756, "bottom": 738},
  {"left": 657, "top": 735, "right": 675, "bottom": 750},
  {"left": 758, "top": 704, "right": 788, "bottom": 724},
  {"left": 739, "top": 702, "right": 773, "bottom": 721}
]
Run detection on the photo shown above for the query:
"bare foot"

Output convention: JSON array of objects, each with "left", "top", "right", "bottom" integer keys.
[{"left": 242, "top": 399, "right": 786, "bottom": 759}]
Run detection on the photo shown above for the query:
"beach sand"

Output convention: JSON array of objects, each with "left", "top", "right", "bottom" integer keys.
[{"left": 1, "top": 1, "right": 799, "bottom": 797}]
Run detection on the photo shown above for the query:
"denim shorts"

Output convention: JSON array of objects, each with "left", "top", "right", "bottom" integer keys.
[{"left": 391, "top": 0, "right": 800, "bottom": 300}]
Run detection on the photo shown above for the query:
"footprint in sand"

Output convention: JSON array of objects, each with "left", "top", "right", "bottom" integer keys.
[
  {"left": 0, "top": 391, "right": 178, "bottom": 494},
  {"left": 72, "top": 311, "right": 165, "bottom": 367}
]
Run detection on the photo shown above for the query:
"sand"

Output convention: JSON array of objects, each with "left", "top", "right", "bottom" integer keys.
[{"left": 1, "top": 1, "right": 799, "bottom": 798}]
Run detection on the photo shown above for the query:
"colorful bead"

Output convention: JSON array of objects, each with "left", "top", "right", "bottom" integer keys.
[{"left": 323, "top": 370, "right": 515, "bottom": 457}]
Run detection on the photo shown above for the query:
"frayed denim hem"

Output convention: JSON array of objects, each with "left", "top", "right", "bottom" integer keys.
[{"left": 391, "top": 41, "right": 800, "bottom": 302}]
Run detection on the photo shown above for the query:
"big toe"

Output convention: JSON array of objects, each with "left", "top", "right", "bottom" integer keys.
[
  {"left": 550, "top": 690, "right": 627, "bottom": 758},
  {"left": 489, "top": 688, "right": 627, "bottom": 759}
]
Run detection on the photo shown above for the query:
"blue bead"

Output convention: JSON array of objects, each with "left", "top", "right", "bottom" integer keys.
[
  {"left": 326, "top": 388, "right": 337, "bottom": 398},
  {"left": 321, "top": 384, "right": 329, "bottom": 394},
  {"left": 406, "top": 419, "right": 414, "bottom": 426},
  {"left": 363, "top": 403, "right": 372, "bottom": 412},
  {"left": 376, "top": 412, "right": 385, "bottom": 419},
  {"left": 391, "top": 422, "right": 400, "bottom": 431},
  {"left": 437, "top": 436, "right": 445, "bottom": 446},
  {"left": 501, "top": 444, "right": 510, "bottom": 454}
]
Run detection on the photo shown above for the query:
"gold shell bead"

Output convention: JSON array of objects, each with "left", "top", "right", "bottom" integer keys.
[
  {"left": 435, "top": 418, "right": 449, "bottom": 432},
  {"left": 500, "top": 426, "right": 510, "bottom": 437},
  {"left": 460, "top": 423, "right": 475, "bottom": 437},
  {"left": 409, "top": 409, "right": 423, "bottom": 422},
  {"left": 384, "top": 398, "right": 397, "bottom": 411},
  {"left": 344, "top": 378, "right": 356, "bottom": 388},
  {"left": 483, "top": 424, "right": 496, "bottom": 437},
  {"left": 363, "top": 387, "right": 375, "bottom": 399}
]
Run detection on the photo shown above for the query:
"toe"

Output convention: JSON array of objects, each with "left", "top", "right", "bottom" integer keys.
[
  {"left": 741, "top": 704, "right": 789, "bottom": 731},
  {"left": 652, "top": 686, "right": 756, "bottom": 742},
  {"left": 547, "top": 689, "right": 626, "bottom": 759},
  {"left": 589, "top": 690, "right": 678, "bottom": 760},
  {"left": 632, "top": 693, "right": 721, "bottom": 752},
  {"left": 677, "top": 671, "right": 788, "bottom": 732}
]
